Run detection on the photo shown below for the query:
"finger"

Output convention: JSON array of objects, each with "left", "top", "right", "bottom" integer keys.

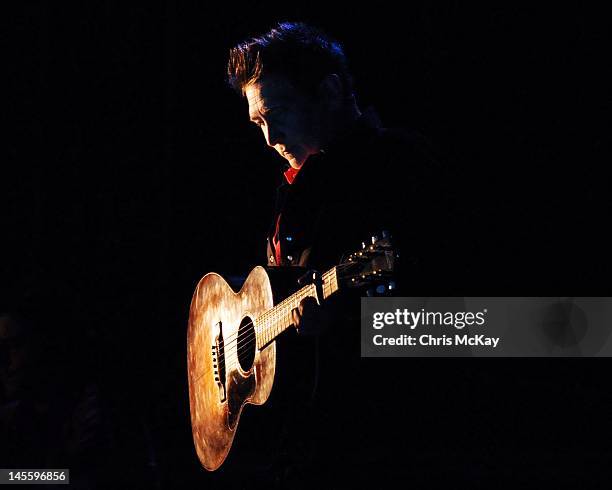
[
  {"left": 291, "top": 307, "right": 301, "bottom": 328},
  {"left": 299, "top": 297, "right": 318, "bottom": 316},
  {"left": 302, "top": 296, "right": 318, "bottom": 307}
]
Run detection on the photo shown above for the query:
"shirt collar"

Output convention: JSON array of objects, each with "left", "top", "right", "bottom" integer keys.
[{"left": 283, "top": 166, "right": 300, "bottom": 184}]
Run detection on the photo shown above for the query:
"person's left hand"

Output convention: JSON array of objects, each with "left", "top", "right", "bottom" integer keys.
[{"left": 291, "top": 296, "right": 331, "bottom": 336}]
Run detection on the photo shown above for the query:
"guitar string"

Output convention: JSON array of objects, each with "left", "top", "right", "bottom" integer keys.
[
  {"left": 205, "top": 291, "right": 318, "bottom": 380},
  {"left": 224, "top": 277, "right": 331, "bottom": 366},
  {"left": 192, "top": 292, "right": 305, "bottom": 384},
  {"left": 202, "top": 261, "right": 384, "bottom": 382},
  {"left": 190, "top": 245, "right": 389, "bottom": 383},
  {"left": 205, "top": 277, "right": 316, "bottom": 355},
  {"left": 207, "top": 264, "right": 342, "bottom": 369},
  {"left": 201, "top": 258, "right": 370, "bottom": 355},
  {"left": 197, "top": 276, "right": 327, "bottom": 380},
  {"left": 199, "top": 265, "right": 347, "bottom": 380},
  {"left": 218, "top": 289, "right": 310, "bottom": 366},
  {"left": 191, "top": 265, "right": 346, "bottom": 383},
  {"left": 199, "top": 263, "right": 345, "bottom": 355},
  {"left": 196, "top": 259, "right": 378, "bottom": 383}
]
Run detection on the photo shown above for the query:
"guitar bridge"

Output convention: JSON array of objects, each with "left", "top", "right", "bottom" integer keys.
[{"left": 212, "top": 321, "right": 227, "bottom": 402}]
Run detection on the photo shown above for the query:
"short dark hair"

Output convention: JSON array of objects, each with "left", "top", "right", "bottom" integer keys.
[{"left": 227, "top": 22, "right": 353, "bottom": 98}]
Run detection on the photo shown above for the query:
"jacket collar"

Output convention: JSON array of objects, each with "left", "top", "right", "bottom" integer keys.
[{"left": 281, "top": 106, "right": 382, "bottom": 184}]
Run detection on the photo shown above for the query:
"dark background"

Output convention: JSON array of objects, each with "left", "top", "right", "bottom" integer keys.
[{"left": 3, "top": 2, "right": 610, "bottom": 488}]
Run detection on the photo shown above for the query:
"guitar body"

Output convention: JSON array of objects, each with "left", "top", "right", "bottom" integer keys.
[{"left": 187, "top": 266, "right": 276, "bottom": 471}]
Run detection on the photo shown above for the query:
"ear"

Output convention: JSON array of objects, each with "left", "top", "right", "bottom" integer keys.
[{"left": 317, "top": 74, "right": 343, "bottom": 107}]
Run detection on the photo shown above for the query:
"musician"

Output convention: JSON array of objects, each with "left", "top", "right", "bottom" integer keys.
[
  {"left": 228, "top": 21, "right": 462, "bottom": 319},
  {"left": 227, "top": 22, "right": 466, "bottom": 484}
]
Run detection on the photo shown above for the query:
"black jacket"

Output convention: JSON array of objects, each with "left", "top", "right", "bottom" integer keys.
[
  {"left": 265, "top": 107, "right": 469, "bottom": 295},
  {"left": 256, "top": 108, "right": 484, "bottom": 483}
]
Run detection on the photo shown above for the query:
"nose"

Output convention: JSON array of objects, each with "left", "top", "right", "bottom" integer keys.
[{"left": 263, "top": 123, "right": 284, "bottom": 148}]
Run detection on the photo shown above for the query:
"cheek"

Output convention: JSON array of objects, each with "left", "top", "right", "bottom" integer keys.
[
  {"left": 295, "top": 117, "right": 318, "bottom": 146},
  {"left": 286, "top": 105, "right": 312, "bottom": 133}
]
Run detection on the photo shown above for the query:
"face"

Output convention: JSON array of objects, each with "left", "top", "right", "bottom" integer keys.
[{"left": 246, "top": 75, "right": 325, "bottom": 169}]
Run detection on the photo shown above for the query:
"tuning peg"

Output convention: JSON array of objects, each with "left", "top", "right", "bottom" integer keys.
[
  {"left": 362, "top": 241, "right": 367, "bottom": 250},
  {"left": 382, "top": 230, "right": 390, "bottom": 239},
  {"left": 371, "top": 235, "right": 378, "bottom": 244}
]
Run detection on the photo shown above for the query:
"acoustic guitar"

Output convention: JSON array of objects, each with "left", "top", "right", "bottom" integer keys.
[{"left": 187, "top": 235, "right": 396, "bottom": 470}]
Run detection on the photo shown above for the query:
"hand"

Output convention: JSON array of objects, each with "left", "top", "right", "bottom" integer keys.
[{"left": 291, "top": 296, "right": 331, "bottom": 336}]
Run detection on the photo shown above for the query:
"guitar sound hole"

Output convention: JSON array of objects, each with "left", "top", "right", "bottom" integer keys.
[{"left": 237, "top": 316, "right": 255, "bottom": 372}]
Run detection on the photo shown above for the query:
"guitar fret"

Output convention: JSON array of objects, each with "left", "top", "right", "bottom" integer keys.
[{"left": 255, "top": 266, "right": 340, "bottom": 349}]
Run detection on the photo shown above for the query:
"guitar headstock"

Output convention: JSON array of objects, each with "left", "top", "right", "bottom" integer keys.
[{"left": 338, "top": 231, "right": 398, "bottom": 295}]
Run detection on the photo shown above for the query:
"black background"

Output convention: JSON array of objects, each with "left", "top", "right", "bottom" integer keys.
[{"left": 4, "top": 2, "right": 610, "bottom": 488}]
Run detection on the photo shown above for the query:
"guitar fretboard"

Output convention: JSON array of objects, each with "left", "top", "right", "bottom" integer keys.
[{"left": 254, "top": 267, "right": 338, "bottom": 348}]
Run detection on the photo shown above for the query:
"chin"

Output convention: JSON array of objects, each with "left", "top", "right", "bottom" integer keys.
[{"left": 286, "top": 156, "right": 305, "bottom": 169}]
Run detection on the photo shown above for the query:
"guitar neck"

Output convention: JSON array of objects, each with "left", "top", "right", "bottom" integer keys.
[{"left": 254, "top": 267, "right": 339, "bottom": 348}]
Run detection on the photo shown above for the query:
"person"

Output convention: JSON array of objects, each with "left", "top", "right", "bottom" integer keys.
[{"left": 226, "top": 22, "right": 470, "bottom": 485}]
